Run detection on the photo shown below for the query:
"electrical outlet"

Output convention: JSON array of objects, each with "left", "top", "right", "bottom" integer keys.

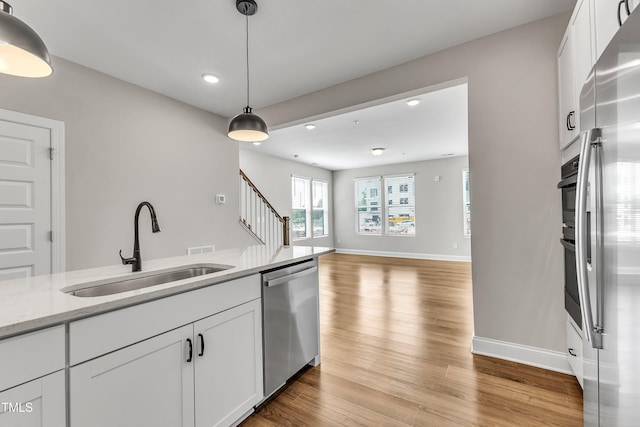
[{"left": 453, "top": 243, "right": 458, "bottom": 249}]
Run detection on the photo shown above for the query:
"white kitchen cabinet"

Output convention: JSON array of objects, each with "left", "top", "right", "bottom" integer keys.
[
  {"left": 0, "top": 371, "right": 65, "bottom": 427},
  {"left": 566, "top": 319, "right": 584, "bottom": 388},
  {"left": 558, "top": 28, "right": 578, "bottom": 149},
  {"left": 69, "top": 298, "right": 263, "bottom": 427},
  {"left": 573, "top": 0, "right": 596, "bottom": 104},
  {"left": 70, "top": 325, "right": 195, "bottom": 427},
  {"left": 594, "top": 0, "right": 639, "bottom": 58},
  {"left": 558, "top": 0, "right": 595, "bottom": 150},
  {"left": 194, "top": 299, "right": 263, "bottom": 427}
]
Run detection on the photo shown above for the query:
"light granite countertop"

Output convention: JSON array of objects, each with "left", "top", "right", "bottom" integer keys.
[{"left": 0, "top": 245, "right": 334, "bottom": 339}]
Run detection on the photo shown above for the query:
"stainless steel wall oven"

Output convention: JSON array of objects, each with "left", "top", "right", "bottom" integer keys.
[{"left": 558, "top": 155, "right": 582, "bottom": 329}]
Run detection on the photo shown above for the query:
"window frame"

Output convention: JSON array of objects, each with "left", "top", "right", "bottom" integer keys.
[
  {"left": 291, "top": 175, "right": 330, "bottom": 241},
  {"left": 354, "top": 173, "right": 415, "bottom": 237},
  {"left": 312, "top": 180, "right": 329, "bottom": 238},
  {"left": 462, "top": 168, "right": 471, "bottom": 237}
]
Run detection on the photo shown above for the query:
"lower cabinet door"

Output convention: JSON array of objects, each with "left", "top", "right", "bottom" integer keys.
[
  {"left": 0, "top": 370, "right": 65, "bottom": 427},
  {"left": 70, "top": 325, "right": 194, "bottom": 427},
  {"left": 194, "top": 299, "right": 263, "bottom": 427}
]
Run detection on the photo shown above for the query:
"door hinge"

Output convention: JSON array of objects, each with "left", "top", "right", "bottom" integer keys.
[
  {"left": 49, "top": 147, "right": 55, "bottom": 160},
  {"left": 48, "top": 231, "right": 53, "bottom": 242}
]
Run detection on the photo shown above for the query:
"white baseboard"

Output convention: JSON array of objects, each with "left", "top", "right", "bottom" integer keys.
[
  {"left": 472, "top": 336, "right": 573, "bottom": 375},
  {"left": 334, "top": 248, "right": 471, "bottom": 262}
]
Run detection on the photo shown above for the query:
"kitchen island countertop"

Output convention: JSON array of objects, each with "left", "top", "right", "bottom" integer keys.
[{"left": 0, "top": 245, "right": 334, "bottom": 339}]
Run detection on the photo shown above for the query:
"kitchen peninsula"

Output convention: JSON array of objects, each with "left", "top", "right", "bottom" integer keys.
[{"left": 0, "top": 244, "right": 333, "bottom": 427}]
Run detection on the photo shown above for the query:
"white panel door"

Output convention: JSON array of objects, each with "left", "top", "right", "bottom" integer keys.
[
  {"left": 0, "top": 370, "right": 65, "bottom": 427},
  {"left": 69, "top": 325, "right": 195, "bottom": 427},
  {"left": 194, "top": 299, "right": 263, "bottom": 427},
  {"left": 0, "top": 120, "right": 51, "bottom": 281}
]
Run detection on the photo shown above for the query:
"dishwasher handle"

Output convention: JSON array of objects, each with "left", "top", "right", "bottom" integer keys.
[{"left": 264, "top": 266, "right": 318, "bottom": 287}]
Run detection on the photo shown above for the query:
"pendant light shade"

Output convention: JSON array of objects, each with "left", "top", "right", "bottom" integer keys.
[
  {"left": 228, "top": 0, "right": 269, "bottom": 142},
  {"left": 228, "top": 106, "right": 269, "bottom": 142},
  {"left": 0, "top": 1, "right": 52, "bottom": 78}
]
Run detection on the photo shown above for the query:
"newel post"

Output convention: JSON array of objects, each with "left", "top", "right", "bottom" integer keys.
[{"left": 283, "top": 216, "right": 290, "bottom": 246}]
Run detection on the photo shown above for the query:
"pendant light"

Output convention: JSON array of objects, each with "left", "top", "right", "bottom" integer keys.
[
  {"left": 0, "top": 1, "right": 52, "bottom": 78},
  {"left": 228, "top": 0, "right": 269, "bottom": 142}
]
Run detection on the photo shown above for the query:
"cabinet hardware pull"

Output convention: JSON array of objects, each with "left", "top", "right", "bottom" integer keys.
[
  {"left": 568, "top": 348, "right": 577, "bottom": 357},
  {"left": 567, "top": 111, "right": 576, "bottom": 131},
  {"left": 198, "top": 333, "right": 205, "bottom": 357},
  {"left": 618, "top": 0, "right": 629, "bottom": 27},
  {"left": 186, "top": 338, "right": 193, "bottom": 362}
]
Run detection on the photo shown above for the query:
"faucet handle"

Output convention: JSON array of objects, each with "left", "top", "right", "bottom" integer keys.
[{"left": 119, "top": 249, "right": 136, "bottom": 265}]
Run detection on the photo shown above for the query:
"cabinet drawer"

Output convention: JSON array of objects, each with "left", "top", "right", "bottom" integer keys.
[
  {"left": 69, "top": 274, "right": 260, "bottom": 365},
  {"left": 0, "top": 325, "right": 65, "bottom": 392},
  {"left": 566, "top": 320, "right": 583, "bottom": 388}
]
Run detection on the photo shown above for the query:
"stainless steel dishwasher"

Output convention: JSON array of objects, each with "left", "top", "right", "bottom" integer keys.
[{"left": 262, "top": 259, "right": 319, "bottom": 398}]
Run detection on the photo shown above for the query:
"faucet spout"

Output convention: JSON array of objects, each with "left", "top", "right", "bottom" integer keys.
[{"left": 119, "top": 201, "right": 161, "bottom": 272}]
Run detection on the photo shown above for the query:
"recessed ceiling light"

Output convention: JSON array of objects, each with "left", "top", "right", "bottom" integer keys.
[
  {"left": 371, "top": 148, "right": 385, "bottom": 156},
  {"left": 305, "top": 123, "right": 316, "bottom": 130},
  {"left": 252, "top": 141, "right": 261, "bottom": 146},
  {"left": 406, "top": 99, "right": 421, "bottom": 106},
  {"left": 202, "top": 73, "right": 220, "bottom": 84}
]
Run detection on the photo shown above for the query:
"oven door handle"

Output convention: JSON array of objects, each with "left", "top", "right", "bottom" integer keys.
[
  {"left": 560, "top": 239, "right": 575, "bottom": 251},
  {"left": 557, "top": 174, "right": 578, "bottom": 189},
  {"left": 575, "top": 128, "right": 603, "bottom": 349}
]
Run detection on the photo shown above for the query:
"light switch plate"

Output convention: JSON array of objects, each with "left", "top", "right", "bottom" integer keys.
[{"left": 215, "top": 194, "right": 226, "bottom": 204}]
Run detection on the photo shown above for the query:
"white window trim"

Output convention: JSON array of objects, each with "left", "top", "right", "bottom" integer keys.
[
  {"left": 292, "top": 175, "right": 330, "bottom": 241},
  {"left": 354, "top": 176, "right": 382, "bottom": 235},
  {"left": 462, "top": 168, "right": 471, "bottom": 238},
  {"left": 354, "top": 173, "right": 416, "bottom": 237},
  {"left": 312, "top": 179, "right": 329, "bottom": 238}
]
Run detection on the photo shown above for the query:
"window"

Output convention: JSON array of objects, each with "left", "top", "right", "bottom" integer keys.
[
  {"left": 312, "top": 180, "right": 328, "bottom": 237},
  {"left": 355, "top": 177, "right": 382, "bottom": 234},
  {"left": 355, "top": 174, "right": 415, "bottom": 236},
  {"left": 385, "top": 175, "right": 415, "bottom": 236},
  {"left": 291, "top": 176, "right": 310, "bottom": 239},
  {"left": 463, "top": 169, "right": 471, "bottom": 236},
  {"left": 292, "top": 176, "right": 329, "bottom": 240}
]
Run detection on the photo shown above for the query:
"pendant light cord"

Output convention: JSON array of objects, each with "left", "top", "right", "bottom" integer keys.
[{"left": 245, "top": 12, "right": 250, "bottom": 108}]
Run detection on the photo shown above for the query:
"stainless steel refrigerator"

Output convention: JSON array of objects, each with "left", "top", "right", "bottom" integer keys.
[{"left": 577, "top": 7, "right": 640, "bottom": 426}]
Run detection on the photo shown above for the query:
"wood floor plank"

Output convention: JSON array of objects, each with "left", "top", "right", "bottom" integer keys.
[{"left": 242, "top": 253, "right": 583, "bottom": 426}]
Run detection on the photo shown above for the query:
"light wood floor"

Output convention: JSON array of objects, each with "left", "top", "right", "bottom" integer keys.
[{"left": 242, "top": 253, "right": 583, "bottom": 426}]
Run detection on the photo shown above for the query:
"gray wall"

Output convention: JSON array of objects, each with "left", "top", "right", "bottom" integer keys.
[
  {"left": 239, "top": 148, "right": 333, "bottom": 247},
  {"left": 333, "top": 156, "right": 471, "bottom": 259},
  {"left": 0, "top": 57, "right": 254, "bottom": 270},
  {"left": 260, "top": 15, "right": 567, "bottom": 352}
]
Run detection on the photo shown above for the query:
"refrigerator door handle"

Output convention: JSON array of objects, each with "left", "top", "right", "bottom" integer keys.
[{"left": 576, "top": 128, "right": 603, "bottom": 349}]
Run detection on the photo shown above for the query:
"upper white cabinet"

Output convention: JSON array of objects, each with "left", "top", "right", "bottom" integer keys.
[
  {"left": 558, "top": 0, "right": 594, "bottom": 149},
  {"left": 572, "top": 0, "right": 596, "bottom": 94},
  {"left": 594, "top": 0, "right": 639, "bottom": 58},
  {"left": 558, "top": 0, "right": 637, "bottom": 150},
  {"left": 558, "top": 28, "right": 578, "bottom": 149}
]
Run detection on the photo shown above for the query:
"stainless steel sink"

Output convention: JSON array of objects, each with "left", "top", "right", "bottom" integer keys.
[{"left": 63, "top": 263, "right": 234, "bottom": 297}]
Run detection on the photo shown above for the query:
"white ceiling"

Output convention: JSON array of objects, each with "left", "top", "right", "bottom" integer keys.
[
  {"left": 248, "top": 82, "right": 469, "bottom": 170},
  {"left": 13, "top": 0, "right": 574, "bottom": 170}
]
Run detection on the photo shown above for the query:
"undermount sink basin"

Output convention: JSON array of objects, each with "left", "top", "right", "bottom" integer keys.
[{"left": 63, "top": 263, "right": 234, "bottom": 297}]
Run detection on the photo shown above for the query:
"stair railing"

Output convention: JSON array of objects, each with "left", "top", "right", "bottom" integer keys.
[{"left": 239, "top": 169, "right": 290, "bottom": 246}]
